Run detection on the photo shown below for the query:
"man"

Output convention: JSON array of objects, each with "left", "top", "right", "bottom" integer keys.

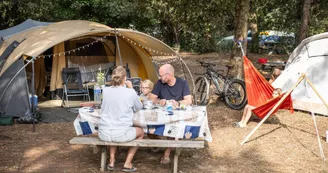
[
  {"left": 149, "top": 64, "right": 192, "bottom": 164},
  {"left": 150, "top": 64, "right": 192, "bottom": 107}
]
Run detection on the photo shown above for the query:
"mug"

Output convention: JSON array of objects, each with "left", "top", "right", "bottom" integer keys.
[{"left": 166, "top": 100, "right": 173, "bottom": 111}]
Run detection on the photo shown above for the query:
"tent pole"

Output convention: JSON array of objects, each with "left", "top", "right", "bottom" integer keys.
[
  {"left": 179, "top": 57, "right": 196, "bottom": 105},
  {"left": 0, "top": 57, "right": 34, "bottom": 102},
  {"left": 31, "top": 57, "right": 36, "bottom": 132},
  {"left": 304, "top": 76, "right": 326, "bottom": 161},
  {"left": 114, "top": 29, "right": 123, "bottom": 66},
  {"left": 241, "top": 73, "right": 305, "bottom": 145}
]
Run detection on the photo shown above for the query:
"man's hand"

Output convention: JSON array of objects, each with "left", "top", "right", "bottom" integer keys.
[
  {"left": 125, "top": 80, "right": 133, "bottom": 88},
  {"left": 159, "top": 99, "right": 166, "bottom": 106}
]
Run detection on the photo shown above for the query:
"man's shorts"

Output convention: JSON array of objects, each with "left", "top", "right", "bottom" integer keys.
[{"left": 99, "top": 127, "right": 137, "bottom": 142}]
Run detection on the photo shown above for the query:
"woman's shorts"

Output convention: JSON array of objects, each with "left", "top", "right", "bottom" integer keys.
[{"left": 98, "top": 127, "right": 137, "bottom": 142}]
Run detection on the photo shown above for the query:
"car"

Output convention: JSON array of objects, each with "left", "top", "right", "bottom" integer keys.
[{"left": 217, "top": 30, "right": 295, "bottom": 54}]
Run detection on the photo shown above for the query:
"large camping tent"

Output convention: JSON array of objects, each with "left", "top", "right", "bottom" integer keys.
[
  {"left": 272, "top": 32, "right": 328, "bottom": 115},
  {"left": 0, "top": 20, "right": 178, "bottom": 117}
]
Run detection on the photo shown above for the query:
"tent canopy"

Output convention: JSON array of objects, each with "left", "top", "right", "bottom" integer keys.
[
  {"left": 272, "top": 32, "right": 328, "bottom": 115},
  {"left": 0, "top": 20, "right": 177, "bottom": 81}
]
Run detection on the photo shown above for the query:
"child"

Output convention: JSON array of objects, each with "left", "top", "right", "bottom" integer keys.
[
  {"left": 269, "top": 68, "right": 281, "bottom": 84},
  {"left": 139, "top": 79, "right": 154, "bottom": 102},
  {"left": 234, "top": 88, "right": 282, "bottom": 128}
]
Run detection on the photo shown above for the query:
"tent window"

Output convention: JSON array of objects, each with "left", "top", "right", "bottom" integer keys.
[{"left": 76, "top": 42, "right": 107, "bottom": 56}]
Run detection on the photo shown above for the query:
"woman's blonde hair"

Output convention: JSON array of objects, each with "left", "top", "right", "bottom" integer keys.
[
  {"left": 111, "top": 66, "right": 126, "bottom": 86},
  {"left": 141, "top": 79, "right": 154, "bottom": 90}
]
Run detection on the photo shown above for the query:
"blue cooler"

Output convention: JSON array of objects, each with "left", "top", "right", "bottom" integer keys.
[{"left": 29, "top": 95, "right": 38, "bottom": 107}]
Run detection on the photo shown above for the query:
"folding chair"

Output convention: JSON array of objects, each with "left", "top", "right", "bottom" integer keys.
[{"left": 61, "top": 68, "right": 90, "bottom": 108}]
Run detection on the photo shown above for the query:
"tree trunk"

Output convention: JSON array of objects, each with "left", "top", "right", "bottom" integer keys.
[
  {"left": 230, "top": 0, "right": 250, "bottom": 79},
  {"left": 249, "top": 12, "right": 259, "bottom": 53},
  {"left": 297, "top": 0, "right": 311, "bottom": 45},
  {"left": 173, "top": 25, "right": 180, "bottom": 52}
]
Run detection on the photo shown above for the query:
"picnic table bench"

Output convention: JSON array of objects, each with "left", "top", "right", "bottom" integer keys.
[{"left": 70, "top": 137, "right": 204, "bottom": 173}]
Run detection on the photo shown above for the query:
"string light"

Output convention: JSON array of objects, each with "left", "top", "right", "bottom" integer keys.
[
  {"left": 115, "top": 31, "right": 178, "bottom": 58},
  {"left": 37, "top": 30, "right": 179, "bottom": 64}
]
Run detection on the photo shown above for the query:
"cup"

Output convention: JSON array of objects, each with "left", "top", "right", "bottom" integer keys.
[
  {"left": 166, "top": 100, "right": 173, "bottom": 111},
  {"left": 144, "top": 100, "right": 153, "bottom": 109}
]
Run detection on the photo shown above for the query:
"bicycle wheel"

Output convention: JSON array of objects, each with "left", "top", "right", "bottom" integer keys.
[
  {"left": 194, "top": 76, "right": 210, "bottom": 105},
  {"left": 223, "top": 78, "right": 247, "bottom": 110}
]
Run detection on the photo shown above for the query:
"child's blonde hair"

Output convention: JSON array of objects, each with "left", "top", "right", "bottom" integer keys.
[{"left": 141, "top": 79, "right": 154, "bottom": 90}]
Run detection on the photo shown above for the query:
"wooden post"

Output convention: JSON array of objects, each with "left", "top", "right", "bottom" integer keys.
[
  {"left": 241, "top": 74, "right": 305, "bottom": 145},
  {"left": 173, "top": 148, "right": 181, "bottom": 173},
  {"left": 100, "top": 146, "right": 107, "bottom": 171}
]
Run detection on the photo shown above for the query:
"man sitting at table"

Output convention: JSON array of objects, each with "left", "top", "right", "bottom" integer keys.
[{"left": 149, "top": 64, "right": 192, "bottom": 164}]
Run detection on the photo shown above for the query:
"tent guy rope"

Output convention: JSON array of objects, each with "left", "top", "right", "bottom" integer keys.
[{"left": 304, "top": 76, "right": 327, "bottom": 161}]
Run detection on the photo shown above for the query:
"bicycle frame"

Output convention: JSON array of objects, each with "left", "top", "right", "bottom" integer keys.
[{"left": 204, "top": 65, "right": 226, "bottom": 95}]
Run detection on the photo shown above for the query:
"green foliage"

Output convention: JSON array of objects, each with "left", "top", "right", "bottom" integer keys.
[{"left": 1, "top": 0, "right": 328, "bottom": 53}]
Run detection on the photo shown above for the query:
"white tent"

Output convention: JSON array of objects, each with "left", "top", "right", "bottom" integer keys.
[{"left": 272, "top": 32, "right": 328, "bottom": 115}]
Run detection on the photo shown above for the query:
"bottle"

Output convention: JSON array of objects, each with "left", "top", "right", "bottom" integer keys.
[
  {"left": 125, "top": 63, "right": 131, "bottom": 78},
  {"left": 94, "top": 84, "right": 101, "bottom": 108}
]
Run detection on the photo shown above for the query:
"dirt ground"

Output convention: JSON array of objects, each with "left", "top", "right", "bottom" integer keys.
[{"left": 1, "top": 53, "right": 328, "bottom": 173}]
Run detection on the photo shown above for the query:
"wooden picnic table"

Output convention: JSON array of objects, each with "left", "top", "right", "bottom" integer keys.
[
  {"left": 260, "top": 62, "right": 286, "bottom": 72},
  {"left": 72, "top": 106, "right": 211, "bottom": 172}
]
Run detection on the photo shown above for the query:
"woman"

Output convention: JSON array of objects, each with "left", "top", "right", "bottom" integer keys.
[
  {"left": 98, "top": 66, "right": 143, "bottom": 172},
  {"left": 234, "top": 88, "right": 282, "bottom": 128},
  {"left": 139, "top": 79, "right": 154, "bottom": 102}
]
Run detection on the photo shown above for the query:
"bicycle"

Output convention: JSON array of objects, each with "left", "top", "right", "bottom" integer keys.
[{"left": 194, "top": 60, "right": 247, "bottom": 110}]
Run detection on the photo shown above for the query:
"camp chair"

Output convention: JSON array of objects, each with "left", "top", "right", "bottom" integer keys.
[{"left": 61, "top": 68, "right": 90, "bottom": 108}]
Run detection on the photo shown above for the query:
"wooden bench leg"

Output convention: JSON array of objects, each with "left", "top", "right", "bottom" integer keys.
[
  {"left": 100, "top": 146, "right": 107, "bottom": 172},
  {"left": 173, "top": 148, "right": 181, "bottom": 173}
]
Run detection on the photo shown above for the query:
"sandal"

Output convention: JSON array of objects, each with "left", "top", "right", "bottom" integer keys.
[
  {"left": 160, "top": 157, "right": 170, "bottom": 164},
  {"left": 236, "top": 122, "right": 246, "bottom": 128},
  {"left": 233, "top": 122, "right": 245, "bottom": 128},
  {"left": 122, "top": 166, "right": 137, "bottom": 172},
  {"left": 107, "top": 164, "right": 115, "bottom": 171}
]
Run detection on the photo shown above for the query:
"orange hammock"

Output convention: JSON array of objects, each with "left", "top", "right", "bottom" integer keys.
[{"left": 243, "top": 56, "right": 293, "bottom": 118}]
